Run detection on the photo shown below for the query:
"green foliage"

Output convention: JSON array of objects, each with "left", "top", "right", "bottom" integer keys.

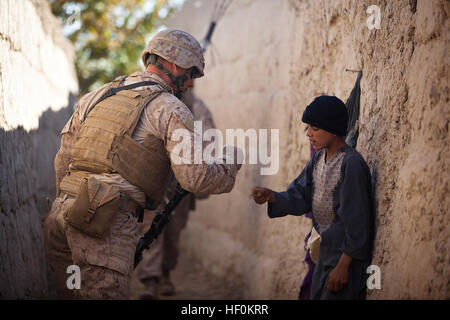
[{"left": 50, "top": 0, "right": 181, "bottom": 95}]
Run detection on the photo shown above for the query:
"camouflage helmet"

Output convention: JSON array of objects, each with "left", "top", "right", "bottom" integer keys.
[{"left": 141, "top": 28, "right": 205, "bottom": 78}]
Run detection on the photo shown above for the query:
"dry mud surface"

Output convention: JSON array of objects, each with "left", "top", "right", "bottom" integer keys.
[{"left": 130, "top": 248, "right": 243, "bottom": 300}]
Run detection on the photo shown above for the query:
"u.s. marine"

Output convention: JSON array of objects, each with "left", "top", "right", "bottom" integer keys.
[{"left": 43, "top": 29, "right": 242, "bottom": 299}]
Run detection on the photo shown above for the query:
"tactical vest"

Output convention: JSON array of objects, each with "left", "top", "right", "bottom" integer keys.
[{"left": 69, "top": 79, "right": 172, "bottom": 208}]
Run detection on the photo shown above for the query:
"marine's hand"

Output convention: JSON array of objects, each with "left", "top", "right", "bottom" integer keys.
[
  {"left": 251, "top": 187, "right": 275, "bottom": 204},
  {"left": 223, "top": 145, "right": 244, "bottom": 171}
]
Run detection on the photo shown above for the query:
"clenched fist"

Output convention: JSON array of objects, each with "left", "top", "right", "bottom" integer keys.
[{"left": 251, "top": 187, "right": 276, "bottom": 204}]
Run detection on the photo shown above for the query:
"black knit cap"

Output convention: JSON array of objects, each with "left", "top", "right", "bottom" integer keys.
[{"left": 301, "top": 95, "right": 348, "bottom": 136}]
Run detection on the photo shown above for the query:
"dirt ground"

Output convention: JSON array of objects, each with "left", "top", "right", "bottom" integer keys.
[{"left": 129, "top": 248, "right": 244, "bottom": 300}]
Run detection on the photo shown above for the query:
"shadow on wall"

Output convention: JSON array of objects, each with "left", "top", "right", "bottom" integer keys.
[
  {"left": 0, "top": 93, "right": 75, "bottom": 299},
  {"left": 31, "top": 93, "right": 77, "bottom": 214}
]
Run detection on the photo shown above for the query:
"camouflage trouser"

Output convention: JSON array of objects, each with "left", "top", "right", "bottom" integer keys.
[
  {"left": 136, "top": 194, "right": 191, "bottom": 283},
  {"left": 43, "top": 197, "right": 139, "bottom": 299}
]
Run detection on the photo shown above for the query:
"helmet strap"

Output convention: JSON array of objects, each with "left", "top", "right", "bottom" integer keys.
[{"left": 148, "top": 54, "right": 188, "bottom": 99}]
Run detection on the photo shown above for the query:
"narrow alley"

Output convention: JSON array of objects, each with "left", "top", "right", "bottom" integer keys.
[{"left": 129, "top": 248, "right": 243, "bottom": 300}]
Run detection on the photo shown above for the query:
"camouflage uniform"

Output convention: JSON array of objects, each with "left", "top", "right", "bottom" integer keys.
[
  {"left": 136, "top": 91, "right": 216, "bottom": 298},
  {"left": 43, "top": 30, "right": 241, "bottom": 299}
]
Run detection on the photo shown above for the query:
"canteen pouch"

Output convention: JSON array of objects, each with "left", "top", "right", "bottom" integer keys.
[{"left": 64, "top": 176, "right": 121, "bottom": 239}]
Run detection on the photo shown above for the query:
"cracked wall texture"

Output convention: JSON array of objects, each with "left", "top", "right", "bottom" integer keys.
[
  {"left": 0, "top": 0, "right": 77, "bottom": 298},
  {"left": 169, "top": 0, "right": 449, "bottom": 299}
]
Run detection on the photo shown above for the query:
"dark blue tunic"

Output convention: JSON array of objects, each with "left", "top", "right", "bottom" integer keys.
[{"left": 268, "top": 145, "right": 375, "bottom": 299}]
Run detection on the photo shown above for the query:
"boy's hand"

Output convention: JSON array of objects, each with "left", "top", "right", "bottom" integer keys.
[
  {"left": 251, "top": 187, "right": 275, "bottom": 204},
  {"left": 327, "top": 265, "right": 349, "bottom": 292},
  {"left": 327, "top": 252, "right": 352, "bottom": 292}
]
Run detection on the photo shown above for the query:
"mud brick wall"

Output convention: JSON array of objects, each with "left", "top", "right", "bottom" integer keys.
[
  {"left": 169, "top": 0, "right": 449, "bottom": 299},
  {"left": 0, "top": 0, "right": 78, "bottom": 298}
]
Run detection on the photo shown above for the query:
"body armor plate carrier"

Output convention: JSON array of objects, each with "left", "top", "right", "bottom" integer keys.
[{"left": 69, "top": 79, "right": 171, "bottom": 208}]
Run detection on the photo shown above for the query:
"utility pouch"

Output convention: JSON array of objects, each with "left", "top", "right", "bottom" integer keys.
[{"left": 63, "top": 176, "right": 121, "bottom": 239}]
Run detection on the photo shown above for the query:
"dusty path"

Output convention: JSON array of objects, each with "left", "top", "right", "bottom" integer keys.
[{"left": 129, "top": 250, "right": 243, "bottom": 300}]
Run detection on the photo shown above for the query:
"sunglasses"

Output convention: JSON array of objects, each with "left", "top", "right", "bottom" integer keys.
[{"left": 185, "top": 68, "right": 200, "bottom": 79}]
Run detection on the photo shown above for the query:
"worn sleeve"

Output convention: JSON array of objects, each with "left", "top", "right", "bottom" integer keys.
[
  {"left": 191, "top": 97, "right": 216, "bottom": 199},
  {"left": 140, "top": 93, "right": 240, "bottom": 196},
  {"left": 166, "top": 111, "right": 240, "bottom": 195},
  {"left": 267, "top": 157, "right": 314, "bottom": 218},
  {"left": 338, "top": 154, "right": 373, "bottom": 260}
]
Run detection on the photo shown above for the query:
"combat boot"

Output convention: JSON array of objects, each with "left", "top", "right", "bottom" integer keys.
[
  {"left": 140, "top": 277, "right": 160, "bottom": 300},
  {"left": 160, "top": 274, "right": 176, "bottom": 296}
]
